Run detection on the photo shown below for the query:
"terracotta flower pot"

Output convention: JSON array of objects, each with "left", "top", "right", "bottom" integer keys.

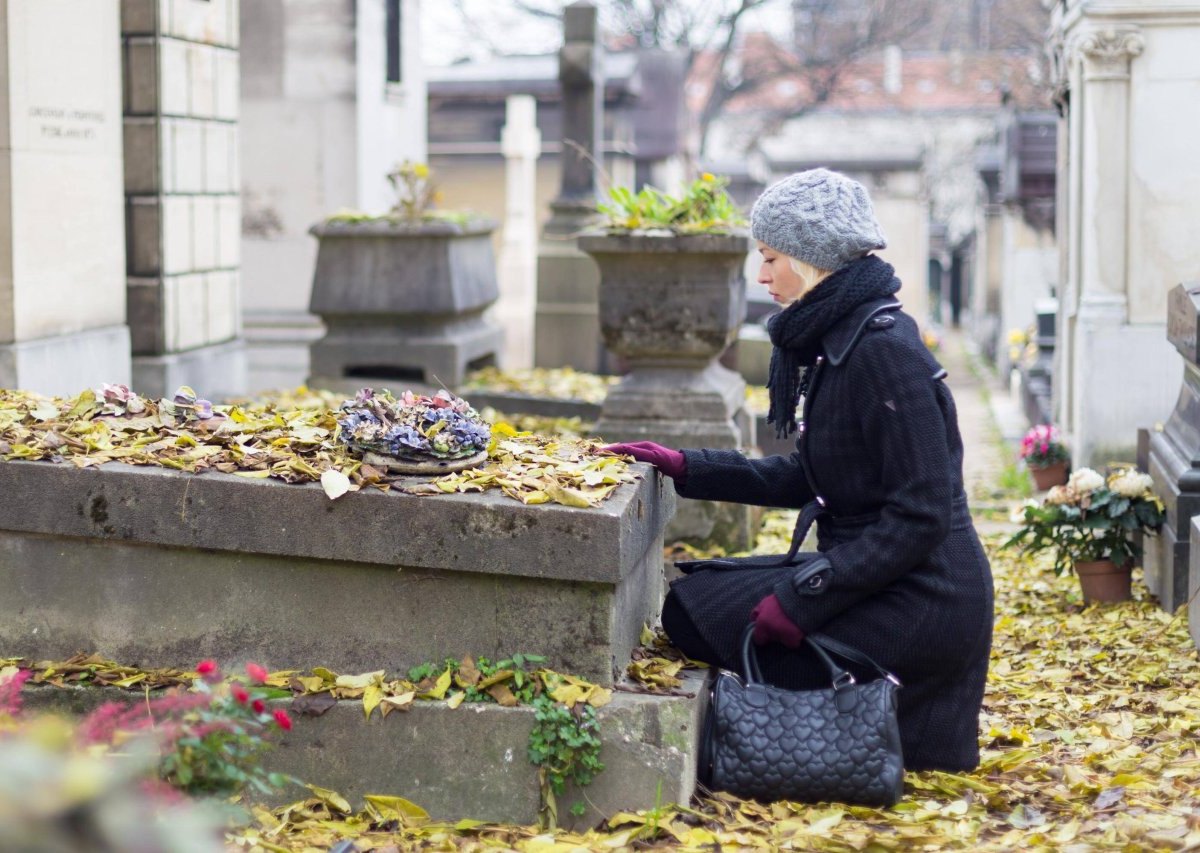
[
  {"left": 1029, "top": 460, "right": 1068, "bottom": 490},
  {"left": 1074, "top": 559, "right": 1132, "bottom": 603}
]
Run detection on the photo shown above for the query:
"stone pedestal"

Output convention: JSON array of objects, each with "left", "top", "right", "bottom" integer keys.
[
  {"left": 1142, "top": 284, "right": 1200, "bottom": 612},
  {"left": 535, "top": 230, "right": 606, "bottom": 372},
  {"left": 0, "top": 1, "right": 132, "bottom": 395},
  {"left": 582, "top": 231, "right": 756, "bottom": 548},
  {"left": 307, "top": 220, "right": 503, "bottom": 388}
]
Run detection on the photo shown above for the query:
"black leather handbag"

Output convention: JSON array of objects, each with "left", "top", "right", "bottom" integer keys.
[{"left": 698, "top": 623, "right": 905, "bottom": 806}]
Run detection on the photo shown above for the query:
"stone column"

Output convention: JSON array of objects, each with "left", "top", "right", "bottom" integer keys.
[
  {"left": 1051, "top": 2, "right": 1198, "bottom": 464},
  {"left": 534, "top": 1, "right": 608, "bottom": 372},
  {"left": 1142, "top": 284, "right": 1200, "bottom": 613},
  {"left": 496, "top": 95, "right": 541, "bottom": 370},
  {"left": 123, "top": 0, "right": 245, "bottom": 399},
  {"left": 0, "top": 0, "right": 132, "bottom": 395}
]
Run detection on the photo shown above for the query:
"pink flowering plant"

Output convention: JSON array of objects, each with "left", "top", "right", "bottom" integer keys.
[
  {"left": 79, "top": 660, "right": 296, "bottom": 798},
  {"left": 1003, "top": 466, "right": 1166, "bottom": 576},
  {"left": 1020, "top": 423, "right": 1070, "bottom": 468}
]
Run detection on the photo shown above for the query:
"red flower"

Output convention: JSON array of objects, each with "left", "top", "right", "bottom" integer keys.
[
  {"left": 273, "top": 709, "right": 293, "bottom": 731},
  {"left": 195, "top": 660, "right": 217, "bottom": 676},
  {"left": 246, "top": 663, "right": 268, "bottom": 684},
  {"left": 231, "top": 683, "right": 250, "bottom": 704},
  {"left": 252, "top": 699, "right": 266, "bottom": 714}
]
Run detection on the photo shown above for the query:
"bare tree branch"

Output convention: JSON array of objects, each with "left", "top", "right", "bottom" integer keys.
[{"left": 442, "top": 0, "right": 1048, "bottom": 162}]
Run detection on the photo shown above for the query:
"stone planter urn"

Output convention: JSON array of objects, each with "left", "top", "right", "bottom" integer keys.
[
  {"left": 579, "top": 231, "right": 751, "bottom": 447},
  {"left": 307, "top": 219, "right": 503, "bottom": 389},
  {"left": 579, "top": 230, "right": 755, "bottom": 547}
]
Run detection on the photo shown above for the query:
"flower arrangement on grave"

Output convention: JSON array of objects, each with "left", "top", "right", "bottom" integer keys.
[
  {"left": 597, "top": 172, "right": 747, "bottom": 234},
  {"left": 1003, "top": 465, "right": 1165, "bottom": 601},
  {"left": 1020, "top": 423, "right": 1071, "bottom": 489},
  {"left": 336, "top": 388, "right": 491, "bottom": 470}
]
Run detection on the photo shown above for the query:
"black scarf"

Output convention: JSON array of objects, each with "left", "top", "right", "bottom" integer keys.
[{"left": 765, "top": 254, "right": 901, "bottom": 439}]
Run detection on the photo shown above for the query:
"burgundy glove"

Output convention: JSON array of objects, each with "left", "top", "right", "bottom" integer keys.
[
  {"left": 603, "top": 441, "right": 688, "bottom": 481},
  {"left": 750, "top": 594, "right": 805, "bottom": 648}
]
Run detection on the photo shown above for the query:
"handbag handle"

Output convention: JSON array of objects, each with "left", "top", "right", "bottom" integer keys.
[{"left": 740, "top": 625, "right": 901, "bottom": 691}]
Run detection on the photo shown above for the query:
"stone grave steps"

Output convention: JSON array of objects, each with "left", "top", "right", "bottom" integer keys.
[
  {"left": 0, "top": 457, "right": 707, "bottom": 825},
  {"left": 22, "top": 671, "right": 708, "bottom": 830}
]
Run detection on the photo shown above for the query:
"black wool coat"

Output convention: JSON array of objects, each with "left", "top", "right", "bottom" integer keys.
[{"left": 672, "top": 299, "right": 994, "bottom": 772}]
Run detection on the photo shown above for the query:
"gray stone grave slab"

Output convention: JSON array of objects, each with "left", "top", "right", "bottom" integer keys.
[
  {"left": 21, "top": 670, "right": 708, "bottom": 829},
  {"left": 0, "top": 460, "right": 672, "bottom": 685}
]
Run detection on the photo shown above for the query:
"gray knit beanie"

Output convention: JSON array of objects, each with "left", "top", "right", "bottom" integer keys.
[{"left": 750, "top": 168, "right": 887, "bottom": 272}]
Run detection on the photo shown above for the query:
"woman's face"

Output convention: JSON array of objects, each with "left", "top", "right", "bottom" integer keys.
[{"left": 756, "top": 242, "right": 815, "bottom": 306}]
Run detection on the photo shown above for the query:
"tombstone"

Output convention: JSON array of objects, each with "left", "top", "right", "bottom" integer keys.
[
  {"left": 495, "top": 95, "right": 541, "bottom": 370},
  {"left": 534, "top": 2, "right": 608, "bottom": 373},
  {"left": 123, "top": 0, "right": 246, "bottom": 400},
  {"left": 1019, "top": 299, "right": 1057, "bottom": 427},
  {"left": 1139, "top": 283, "right": 1200, "bottom": 612},
  {"left": 0, "top": 1, "right": 131, "bottom": 395}
]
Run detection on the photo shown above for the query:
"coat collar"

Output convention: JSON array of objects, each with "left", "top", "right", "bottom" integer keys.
[{"left": 820, "top": 298, "right": 903, "bottom": 366}]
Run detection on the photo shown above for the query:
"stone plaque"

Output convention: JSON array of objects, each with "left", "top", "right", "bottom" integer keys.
[{"left": 1167, "top": 283, "right": 1200, "bottom": 365}]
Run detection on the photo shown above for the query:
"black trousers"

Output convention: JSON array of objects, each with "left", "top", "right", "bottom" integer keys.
[{"left": 661, "top": 588, "right": 725, "bottom": 667}]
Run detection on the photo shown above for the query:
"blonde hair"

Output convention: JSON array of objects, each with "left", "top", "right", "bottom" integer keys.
[{"left": 787, "top": 255, "right": 833, "bottom": 295}]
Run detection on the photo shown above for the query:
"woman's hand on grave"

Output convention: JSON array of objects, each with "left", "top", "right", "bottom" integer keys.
[
  {"left": 602, "top": 441, "right": 687, "bottom": 481},
  {"left": 750, "top": 594, "right": 805, "bottom": 648}
]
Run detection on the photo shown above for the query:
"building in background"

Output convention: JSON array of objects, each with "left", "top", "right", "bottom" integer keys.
[
  {"left": 1049, "top": 0, "right": 1200, "bottom": 464},
  {"left": 240, "top": 0, "right": 427, "bottom": 392},
  {"left": 973, "top": 108, "right": 1057, "bottom": 379},
  {"left": 702, "top": 43, "right": 1050, "bottom": 331}
]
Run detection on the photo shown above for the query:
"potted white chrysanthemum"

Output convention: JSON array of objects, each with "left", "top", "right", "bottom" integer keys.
[{"left": 1004, "top": 466, "right": 1166, "bottom": 602}]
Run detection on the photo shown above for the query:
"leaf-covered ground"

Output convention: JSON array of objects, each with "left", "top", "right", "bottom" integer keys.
[{"left": 227, "top": 524, "right": 1200, "bottom": 852}]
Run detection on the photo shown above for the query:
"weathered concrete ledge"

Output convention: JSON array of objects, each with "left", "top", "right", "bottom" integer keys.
[
  {"left": 457, "top": 391, "right": 602, "bottom": 422},
  {"left": 21, "top": 671, "right": 709, "bottom": 829},
  {"left": 0, "top": 460, "right": 673, "bottom": 683}
]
